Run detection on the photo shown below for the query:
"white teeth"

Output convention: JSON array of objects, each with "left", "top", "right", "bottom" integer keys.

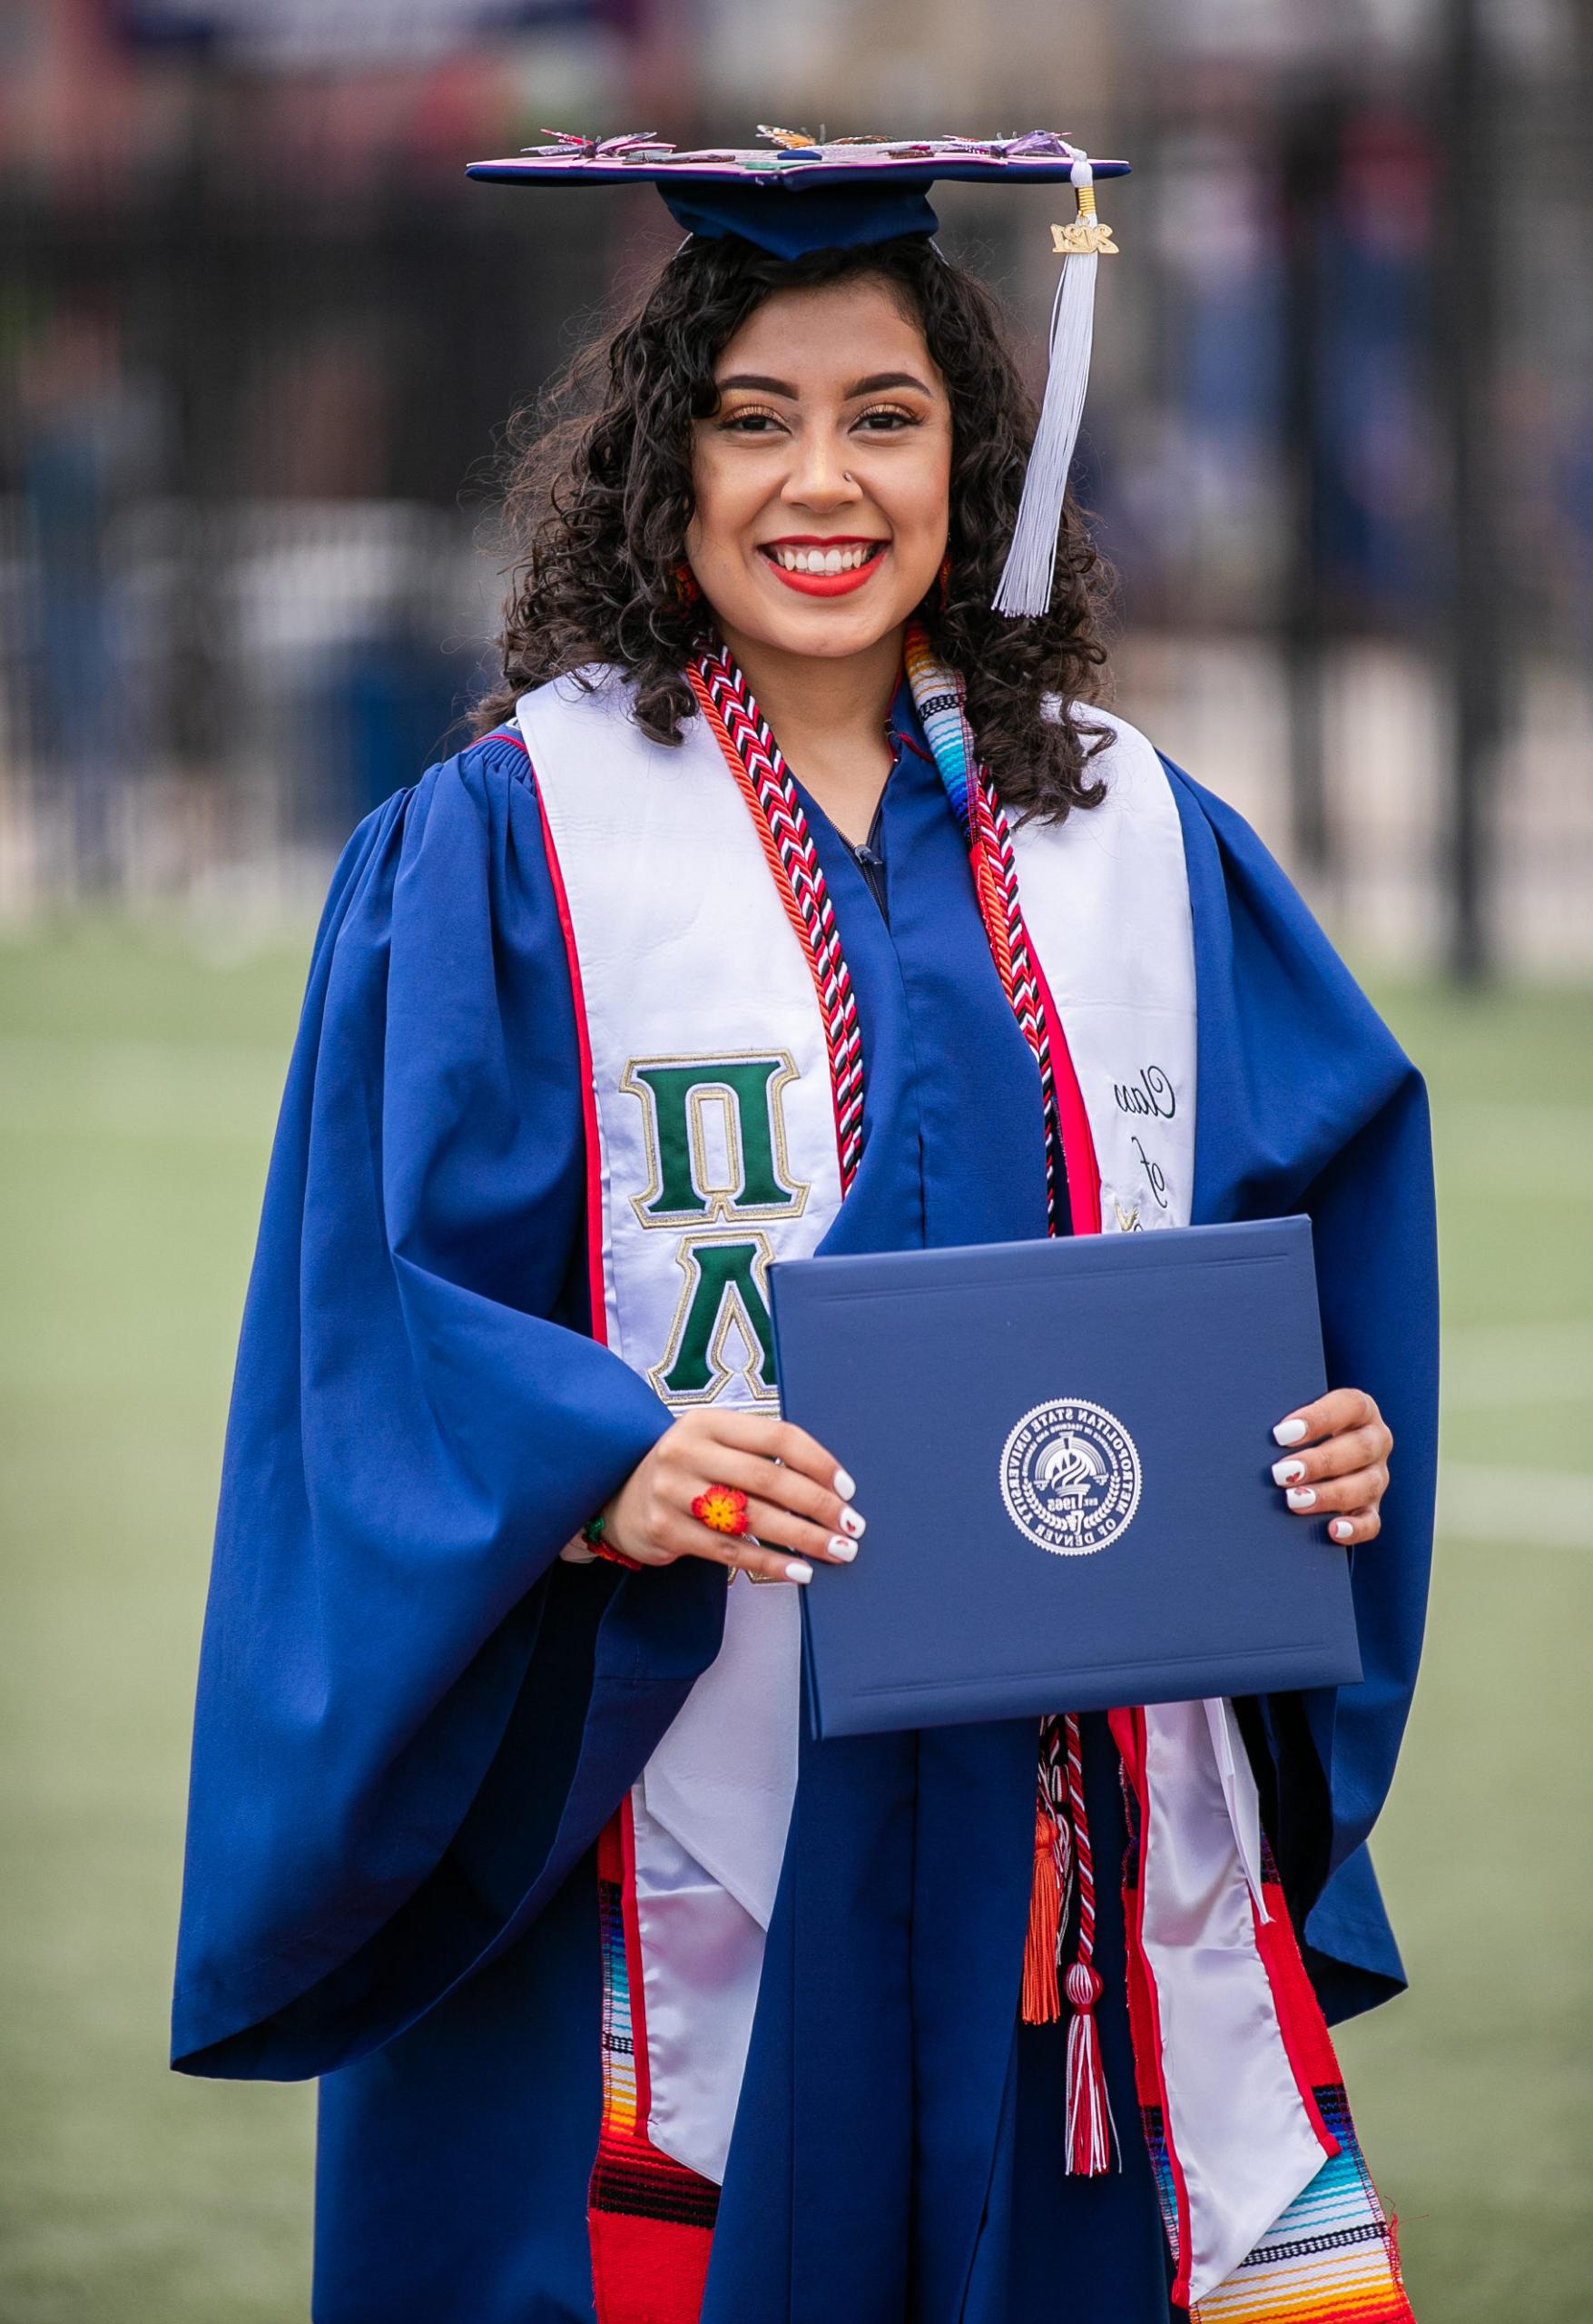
[{"left": 772, "top": 544, "right": 877, "bottom": 575}]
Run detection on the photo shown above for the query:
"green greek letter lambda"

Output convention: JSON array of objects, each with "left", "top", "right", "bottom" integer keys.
[
  {"left": 653, "top": 1236, "right": 778, "bottom": 1403},
  {"left": 624, "top": 1053, "right": 808, "bottom": 1226}
]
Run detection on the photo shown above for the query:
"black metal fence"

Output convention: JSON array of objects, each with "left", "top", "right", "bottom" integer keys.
[{"left": 3, "top": 40, "right": 1589, "bottom": 970}]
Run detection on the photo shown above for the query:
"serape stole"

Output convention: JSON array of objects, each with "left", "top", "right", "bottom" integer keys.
[
  {"left": 587, "top": 1807, "right": 718, "bottom": 2324},
  {"left": 1112, "top": 1709, "right": 1414, "bottom": 2322}
]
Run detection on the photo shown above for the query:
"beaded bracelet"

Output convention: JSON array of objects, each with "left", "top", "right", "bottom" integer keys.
[{"left": 581, "top": 1512, "right": 643, "bottom": 1571}]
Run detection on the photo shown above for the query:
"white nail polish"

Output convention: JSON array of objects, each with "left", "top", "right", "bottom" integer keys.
[
  {"left": 785, "top": 1559, "right": 814, "bottom": 1584},
  {"left": 1272, "top": 1458, "right": 1306, "bottom": 1486},
  {"left": 1273, "top": 1417, "right": 1308, "bottom": 1447},
  {"left": 1286, "top": 1486, "right": 1317, "bottom": 1511},
  {"left": 828, "top": 1536, "right": 858, "bottom": 1562},
  {"left": 839, "top": 1506, "right": 866, "bottom": 1538},
  {"left": 1331, "top": 1520, "right": 1353, "bottom": 1541},
  {"left": 833, "top": 1467, "right": 857, "bottom": 1500}
]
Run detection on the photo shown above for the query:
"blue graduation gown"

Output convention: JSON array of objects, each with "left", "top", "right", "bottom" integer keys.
[{"left": 173, "top": 694, "right": 1436, "bottom": 2323}]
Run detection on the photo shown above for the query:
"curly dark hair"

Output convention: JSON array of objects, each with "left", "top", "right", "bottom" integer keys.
[{"left": 474, "top": 231, "right": 1117, "bottom": 821}]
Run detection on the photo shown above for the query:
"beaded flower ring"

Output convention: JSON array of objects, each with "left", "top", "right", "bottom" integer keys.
[{"left": 691, "top": 1484, "right": 751, "bottom": 1537}]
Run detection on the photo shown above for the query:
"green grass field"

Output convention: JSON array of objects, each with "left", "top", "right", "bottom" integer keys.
[{"left": 0, "top": 924, "right": 1588, "bottom": 2322}]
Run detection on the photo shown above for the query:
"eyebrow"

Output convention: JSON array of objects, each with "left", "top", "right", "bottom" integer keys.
[
  {"left": 846, "top": 370, "right": 934, "bottom": 398},
  {"left": 714, "top": 369, "right": 936, "bottom": 400}
]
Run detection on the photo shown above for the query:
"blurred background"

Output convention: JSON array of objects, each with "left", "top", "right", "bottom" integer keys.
[{"left": 0, "top": 1, "right": 1588, "bottom": 2319}]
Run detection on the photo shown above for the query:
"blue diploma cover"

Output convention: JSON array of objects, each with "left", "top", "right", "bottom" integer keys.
[{"left": 770, "top": 1216, "right": 1362, "bottom": 1739}]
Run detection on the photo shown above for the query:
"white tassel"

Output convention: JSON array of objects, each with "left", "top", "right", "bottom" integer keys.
[{"left": 993, "top": 154, "right": 1116, "bottom": 620}]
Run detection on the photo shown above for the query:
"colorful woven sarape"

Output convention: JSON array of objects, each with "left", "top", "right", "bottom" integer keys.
[
  {"left": 588, "top": 1807, "right": 719, "bottom": 2323},
  {"left": 1110, "top": 1708, "right": 1413, "bottom": 2322}
]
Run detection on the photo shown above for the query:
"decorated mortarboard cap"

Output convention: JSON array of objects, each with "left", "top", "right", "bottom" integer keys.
[
  {"left": 466, "top": 128, "right": 1127, "bottom": 258},
  {"left": 466, "top": 129, "right": 1130, "bottom": 618}
]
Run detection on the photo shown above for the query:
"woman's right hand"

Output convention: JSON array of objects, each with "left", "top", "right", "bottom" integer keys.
[{"left": 601, "top": 1410, "right": 865, "bottom": 1584}]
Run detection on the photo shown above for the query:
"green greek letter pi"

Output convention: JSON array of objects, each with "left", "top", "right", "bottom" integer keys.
[{"left": 624, "top": 1052, "right": 808, "bottom": 1227}]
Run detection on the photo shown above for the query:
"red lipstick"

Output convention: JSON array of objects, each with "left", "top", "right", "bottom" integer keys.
[{"left": 759, "top": 537, "right": 889, "bottom": 599}]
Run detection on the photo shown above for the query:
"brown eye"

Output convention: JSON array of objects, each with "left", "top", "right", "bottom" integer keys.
[{"left": 718, "top": 406, "right": 786, "bottom": 436}]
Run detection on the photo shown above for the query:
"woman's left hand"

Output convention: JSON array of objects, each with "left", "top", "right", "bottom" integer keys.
[{"left": 1270, "top": 1389, "right": 1392, "bottom": 1546}]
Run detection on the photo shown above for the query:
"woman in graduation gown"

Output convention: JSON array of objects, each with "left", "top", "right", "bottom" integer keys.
[{"left": 173, "top": 135, "right": 1436, "bottom": 2324}]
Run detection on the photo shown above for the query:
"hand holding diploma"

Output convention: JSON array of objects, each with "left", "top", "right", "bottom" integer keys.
[
  {"left": 1272, "top": 1387, "right": 1393, "bottom": 1546},
  {"left": 601, "top": 1410, "right": 865, "bottom": 1584}
]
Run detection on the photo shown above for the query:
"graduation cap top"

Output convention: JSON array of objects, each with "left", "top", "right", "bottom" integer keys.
[
  {"left": 467, "top": 128, "right": 1128, "bottom": 260},
  {"left": 466, "top": 129, "right": 1132, "bottom": 617}
]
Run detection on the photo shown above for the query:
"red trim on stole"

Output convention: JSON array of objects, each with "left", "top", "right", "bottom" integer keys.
[
  {"left": 1250, "top": 1889, "right": 1340, "bottom": 2157},
  {"left": 1028, "top": 943, "right": 1103, "bottom": 1236}
]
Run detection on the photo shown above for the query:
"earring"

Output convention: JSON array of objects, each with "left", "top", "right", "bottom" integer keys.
[
  {"left": 937, "top": 554, "right": 952, "bottom": 610},
  {"left": 672, "top": 560, "right": 701, "bottom": 607}
]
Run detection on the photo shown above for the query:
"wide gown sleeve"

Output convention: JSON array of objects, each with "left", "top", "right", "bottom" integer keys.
[
  {"left": 172, "top": 738, "right": 723, "bottom": 2082},
  {"left": 1167, "top": 761, "right": 1440, "bottom": 2024}
]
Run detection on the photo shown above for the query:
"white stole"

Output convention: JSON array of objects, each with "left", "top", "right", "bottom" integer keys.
[
  {"left": 521, "top": 674, "right": 1326, "bottom": 2292},
  {"left": 519, "top": 670, "right": 824, "bottom": 2181}
]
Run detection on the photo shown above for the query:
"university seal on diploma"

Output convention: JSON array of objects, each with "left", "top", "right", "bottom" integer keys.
[{"left": 999, "top": 1396, "right": 1143, "bottom": 1557}]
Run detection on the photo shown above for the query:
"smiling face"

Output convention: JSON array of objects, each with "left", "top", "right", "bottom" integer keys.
[{"left": 685, "top": 274, "right": 953, "bottom": 665}]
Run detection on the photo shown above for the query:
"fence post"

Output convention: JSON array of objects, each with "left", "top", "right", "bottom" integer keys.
[{"left": 1436, "top": 0, "right": 1502, "bottom": 985}]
